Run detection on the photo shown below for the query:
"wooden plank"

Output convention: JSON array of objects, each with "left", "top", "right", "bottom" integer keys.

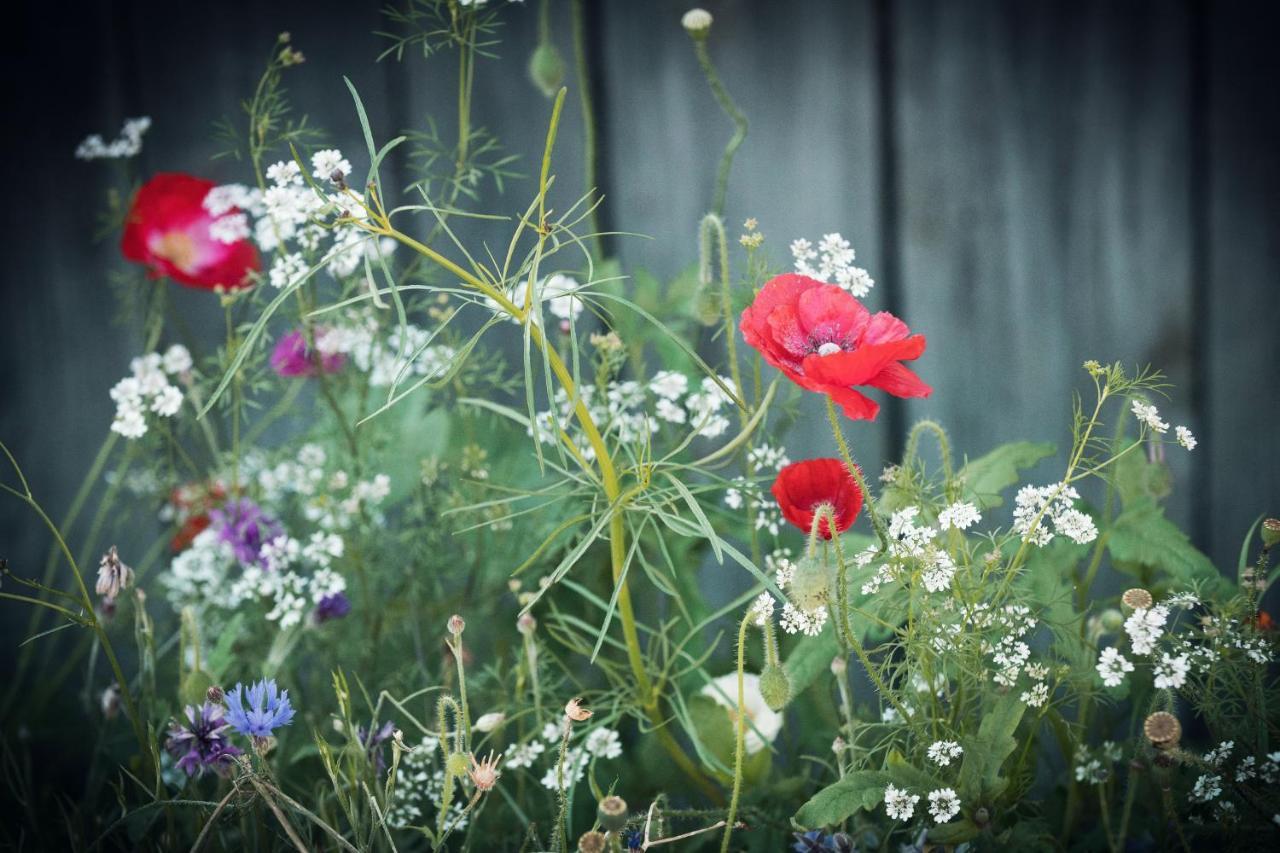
[
  {"left": 893, "top": 0, "right": 1199, "bottom": 532},
  {"left": 1205, "top": 0, "right": 1280, "bottom": 570}
]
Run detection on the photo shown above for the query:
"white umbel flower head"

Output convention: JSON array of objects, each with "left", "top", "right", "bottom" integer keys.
[
  {"left": 883, "top": 784, "right": 919, "bottom": 821},
  {"left": 927, "top": 740, "right": 963, "bottom": 767},
  {"left": 1175, "top": 425, "right": 1197, "bottom": 450},
  {"left": 927, "top": 788, "right": 961, "bottom": 824},
  {"left": 681, "top": 8, "right": 713, "bottom": 37},
  {"left": 1096, "top": 647, "right": 1134, "bottom": 687}
]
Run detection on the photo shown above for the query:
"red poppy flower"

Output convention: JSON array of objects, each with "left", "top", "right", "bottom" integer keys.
[
  {"left": 1257, "top": 611, "right": 1274, "bottom": 632},
  {"left": 740, "top": 274, "right": 931, "bottom": 420},
  {"left": 771, "top": 458, "right": 864, "bottom": 539},
  {"left": 121, "top": 173, "right": 259, "bottom": 291}
]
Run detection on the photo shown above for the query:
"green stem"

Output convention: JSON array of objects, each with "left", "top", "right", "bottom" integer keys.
[
  {"left": 824, "top": 397, "right": 890, "bottom": 550},
  {"left": 901, "top": 420, "right": 953, "bottom": 490},
  {"left": 570, "top": 0, "right": 604, "bottom": 261},
  {"left": 720, "top": 613, "right": 751, "bottom": 853},
  {"left": 691, "top": 38, "right": 747, "bottom": 217}
]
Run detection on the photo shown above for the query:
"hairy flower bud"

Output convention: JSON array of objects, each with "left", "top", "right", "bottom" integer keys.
[
  {"left": 759, "top": 663, "right": 791, "bottom": 712},
  {"left": 788, "top": 554, "right": 829, "bottom": 613},
  {"left": 597, "top": 795, "right": 628, "bottom": 831},
  {"left": 446, "top": 751, "right": 470, "bottom": 778},
  {"left": 474, "top": 712, "right": 505, "bottom": 733},
  {"left": 206, "top": 684, "right": 225, "bottom": 705},
  {"left": 448, "top": 614, "right": 466, "bottom": 636},
  {"left": 528, "top": 42, "right": 567, "bottom": 99},
  {"left": 1099, "top": 608, "right": 1124, "bottom": 633},
  {"left": 830, "top": 655, "right": 848, "bottom": 676},
  {"left": 681, "top": 8, "right": 713, "bottom": 38}
]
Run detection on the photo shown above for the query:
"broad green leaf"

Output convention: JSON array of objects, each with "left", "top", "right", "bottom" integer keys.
[
  {"left": 794, "top": 770, "right": 894, "bottom": 827},
  {"left": 956, "top": 691, "right": 1026, "bottom": 802},
  {"left": 959, "top": 442, "right": 1056, "bottom": 508},
  {"left": 1111, "top": 439, "right": 1171, "bottom": 509},
  {"left": 1108, "top": 499, "right": 1230, "bottom": 594}
]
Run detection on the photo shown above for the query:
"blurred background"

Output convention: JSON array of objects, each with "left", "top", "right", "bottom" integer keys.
[{"left": 2, "top": 0, "right": 1278, "bottom": 652}]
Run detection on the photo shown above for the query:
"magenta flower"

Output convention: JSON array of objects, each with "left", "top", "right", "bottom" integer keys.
[{"left": 270, "top": 330, "right": 345, "bottom": 378}]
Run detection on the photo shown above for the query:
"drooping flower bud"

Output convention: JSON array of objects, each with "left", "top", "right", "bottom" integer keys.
[
  {"left": 597, "top": 795, "right": 629, "bottom": 831},
  {"left": 100, "top": 683, "right": 121, "bottom": 719},
  {"left": 759, "top": 663, "right": 791, "bottom": 712},
  {"left": 517, "top": 613, "right": 537, "bottom": 635},
  {"left": 474, "top": 712, "right": 506, "bottom": 733},
  {"left": 788, "top": 554, "right": 829, "bottom": 613},
  {"left": 830, "top": 655, "right": 848, "bottom": 676},
  {"left": 528, "top": 42, "right": 567, "bottom": 99},
  {"left": 95, "top": 545, "right": 134, "bottom": 600},
  {"left": 681, "top": 8, "right": 713, "bottom": 39}
]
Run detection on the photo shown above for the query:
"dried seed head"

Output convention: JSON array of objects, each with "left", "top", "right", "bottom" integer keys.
[
  {"left": 448, "top": 614, "right": 466, "bottom": 636},
  {"left": 95, "top": 545, "right": 134, "bottom": 600},
  {"left": 564, "top": 697, "right": 592, "bottom": 723},
  {"left": 1143, "top": 711, "right": 1182, "bottom": 749},
  {"left": 597, "top": 795, "right": 628, "bottom": 831},
  {"left": 577, "top": 831, "right": 607, "bottom": 853},
  {"left": 1121, "top": 588, "right": 1154, "bottom": 611},
  {"left": 1262, "top": 518, "right": 1280, "bottom": 549},
  {"left": 467, "top": 751, "right": 502, "bottom": 792}
]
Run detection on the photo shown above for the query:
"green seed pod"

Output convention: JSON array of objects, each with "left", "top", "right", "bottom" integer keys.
[
  {"left": 577, "top": 830, "right": 607, "bottom": 853},
  {"left": 789, "top": 554, "right": 829, "bottom": 613},
  {"left": 760, "top": 663, "right": 791, "bottom": 711},
  {"left": 597, "top": 795, "right": 628, "bottom": 832},
  {"left": 529, "top": 42, "right": 567, "bottom": 99},
  {"left": 1262, "top": 518, "right": 1280, "bottom": 549}
]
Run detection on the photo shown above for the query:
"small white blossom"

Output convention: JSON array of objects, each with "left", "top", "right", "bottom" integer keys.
[
  {"left": 937, "top": 501, "right": 981, "bottom": 531},
  {"left": 927, "top": 788, "right": 961, "bottom": 824},
  {"left": 1096, "top": 647, "right": 1134, "bottom": 687},
  {"left": 1190, "top": 773, "right": 1222, "bottom": 803},
  {"left": 1124, "top": 606, "right": 1169, "bottom": 655},
  {"left": 749, "top": 592, "right": 775, "bottom": 627},
  {"left": 927, "top": 740, "right": 963, "bottom": 767},
  {"left": 1021, "top": 681, "right": 1050, "bottom": 708},
  {"left": 312, "top": 149, "right": 353, "bottom": 181},
  {"left": 883, "top": 784, "right": 919, "bottom": 821},
  {"left": 780, "top": 602, "right": 828, "bottom": 636},
  {"left": 161, "top": 345, "right": 192, "bottom": 375},
  {"left": 1131, "top": 400, "right": 1169, "bottom": 434},
  {"left": 1175, "top": 425, "right": 1197, "bottom": 450},
  {"left": 1153, "top": 652, "right": 1190, "bottom": 689}
]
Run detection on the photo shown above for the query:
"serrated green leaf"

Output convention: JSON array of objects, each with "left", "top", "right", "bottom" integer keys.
[
  {"left": 1108, "top": 500, "right": 1229, "bottom": 594},
  {"left": 1111, "top": 439, "right": 1172, "bottom": 509},
  {"left": 794, "top": 770, "right": 894, "bottom": 827},
  {"left": 957, "top": 691, "right": 1026, "bottom": 802},
  {"left": 959, "top": 442, "right": 1056, "bottom": 508}
]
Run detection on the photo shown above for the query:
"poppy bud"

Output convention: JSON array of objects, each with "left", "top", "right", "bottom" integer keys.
[
  {"left": 597, "top": 795, "right": 628, "bottom": 832},
  {"left": 973, "top": 807, "right": 990, "bottom": 828},
  {"left": 528, "top": 42, "right": 567, "bottom": 99},
  {"left": 760, "top": 663, "right": 791, "bottom": 711},
  {"left": 788, "top": 554, "right": 829, "bottom": 612}
]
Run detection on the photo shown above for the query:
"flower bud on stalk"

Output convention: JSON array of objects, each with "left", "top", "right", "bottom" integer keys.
[
  {"left": 100, "top": 684, "right": 121, "bottom": 720},
  {"left": 760, "top": 663, "right": 791, "bottom": 711},
  {"left": 529, "top": 42, "right": 567, "bottom": 99},
  {"left": 206, "top": 685, "right": 225, "bottom": 705},
  {"left": 448, "top": 614, "right": 466, "bottom": 637},
  {"left": 789, "top": 554, "right": 830, "bottom": 613},
  {"left": 681, "top": 8, "right": 713, "bottom": 39}
]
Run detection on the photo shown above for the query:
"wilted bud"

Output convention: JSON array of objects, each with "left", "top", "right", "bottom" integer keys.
[
  {"left": 564, "top": 697, "right": 592, "bottom": 722},
  {"left": 206, "top": 684, "right": 225, "bottom": 704},
  {"left": 597, "top": 795, "right": 628, "bottom": 832},
  {"left": 1143, "top": 711, "right": 1182, "bottom": 750},
  {"left": 681, "top": 8, "right": 713, "bottom": 38},
  {"left": 448, "top": 614, "right": 466, "bottom": 636},
  {"left": 100, "top": 683, "right": 121, "bottom": 719},
  {"left": 830, "top": 655, "right": 848, "bottom": 676},
  {"left": 528, "top": 42, "right": 567, "bottom": 99},
  {"left": 1121, "top": 588, "right": 1154, "bottom": 611},
  {"left": 517, "top": 613, "right": 537, "bottom": 635},
  {"left": 95, "top": 545, "right": 134, "bottom": 600},
  {"left": 577, "top": 831, "right": 607, "bottom": 853},
  {"left": 474, "top": 712, "right": 506, "bottom": 733},
  {"left": 1262, "top": 518, "right": 1280, "bottom": 549},
  {"left": 759, "top": 663, "right": 791, "bottom": 712}
]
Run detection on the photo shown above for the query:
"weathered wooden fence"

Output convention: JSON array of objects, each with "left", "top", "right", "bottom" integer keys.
[{"left": 2, "top": 0, "right": 1277, "bottom": 608}]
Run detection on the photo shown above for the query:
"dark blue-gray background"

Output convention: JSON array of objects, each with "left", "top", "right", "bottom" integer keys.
[{"left": 2, "top": 0, "right": 1278, "bottom": 654}]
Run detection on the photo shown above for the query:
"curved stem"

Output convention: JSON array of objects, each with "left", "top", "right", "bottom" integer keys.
[
  {"left": 691, "top": 39, "right": 747, "bottom": 217},
  {"left": 902, "top": 419, "right": 953, "bottom": 488},
  {"left": 720, "top": 613, "right": 751, "bottom": 853},
  {"left": 824, "top": 397, "right": 890, "bottom": 550}
]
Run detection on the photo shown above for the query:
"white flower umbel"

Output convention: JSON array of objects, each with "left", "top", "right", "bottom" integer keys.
[
  {"left": 1190, "top": 773, "right": 1222, "bottom": 803},
  {"left": 1153, "top": 652, "right": 1190, "bottom": 689},
  {"left": 700, "top": 673, "right": 783, "bottom": 755},
  {"left": 75, "top": 117, "right": 151, "bottom": 160},
  {"left": 1130, "top": 400, "right": 1170, "bottom": 434},
  {"left": 1012, "top": 483, "right": 1097, "bottom": 546},
  {"left": 779, "top": 602, "right": 828, "bottom": 636},
  {"left": 749, "top": 592, "right": 775, "bottom": 627},
  {"left": 928, "top": 788, "right": 961, "bottom": 824},
  {"left": 1123, "top": 606, "right": 1169, "bottom": 655},
  {"left": 1176, "top": 425, "right": 1197, "bottom": 450},
  {"left": 312, "top": 149, "right": 353, "bottom": 182},
  {"left": 883, "top": 784, "right": 919, "bottom": 821},
  {"left": 108, "top": 349, "right": 189, "bottom": 439},
  {"left": 791, "top": 232, "right": 874, "bottom": 297},
  {"left": 927, "top": 740, "right": 963, "bottom": 767},
  {"left": 1096, "top": 647, "right": 1135, "bottom": 687},
  {"left": 937, "top": 501, "right": 981, "bottom": 531}
]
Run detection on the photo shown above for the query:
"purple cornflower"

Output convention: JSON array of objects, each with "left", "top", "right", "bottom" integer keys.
[
  {"left": 358, "top": 720, "right": 396, "bottom": 776},
  {"left": 270, "top": 329, "right": 345, "bottom": 378},
  {"left": 792, "top": 831, "right": 855, "bottom": 853},
  {"left": 225, "top": 678, "right": 296, "bottom": 738},
  {"left": 210, "top": 499, "right": 282, "bottom": 566},
  {"left": 165, "top": 702, "right": 242, "bottom": 777},
  {"left": 312, "top": 591, "right": 352, "bottom": 623}
]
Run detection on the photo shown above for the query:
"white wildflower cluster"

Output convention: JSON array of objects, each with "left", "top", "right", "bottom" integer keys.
[
  {"left": 520, "top": 723, "right": 623, "bottom": 790},
  {"left": 1073, "top": 741, "right": 1123, "bottom": 785},
  {"left": 859, "top": 506, "right": 957, "bottom": 595},
  {"left": 108, "top": 346, "right": 192, "bottom": 439},
  {"left": 1124, "top": 605, "right": 1169, "bottom": 655},
  {"left": 790, "top": 233, "right": 874, "bottom": 298},
  {"left": 1012, "top": 483, "right": 1098, "bottom": 546},
  {"left": 252, "top": 443, "right": 392, "bottom": 531},
  {"left": 883, "top": 784, "right": 919, "bottom": 821},
  {"left": 724, "top": 443, "right": 791, "bottom": 536},
  {"left": 937, "top": 501, "right": 981, "bottom": 531},
  {"left": 486, "top": 273, "right": 585, "bottom": 325},
  {"left": 1131, "top": 400, "right": 1196, "bottom": 450},
  {"left": 230, "top": 556, "right": 347, "bottom": 630},
  {"left": 927, "top": 740, "right": 963, "bottom": 767},
  {"left": 531, "top": 373, "right": 737, "bottom": 460},
  {"left": 1190, "top": 772, "right": 1222, "bottom": 804},
  {"left": 1095, "top": 647, "right": 1134, "bottom": 687},
  {"left": 761, "top": 556, "right": 828, "bottom": 637},
  {"left": 976, "top": 604, "right": 1038, "bottom": 687},
  {"left": 321, "top": 316, "right": 458, "bottom": 390},
  {"left": 75, "top": 117, "right": 151, "bottom": 160},
  {"left": 1152, "top": 651, "right": 1191, "bottom": 689},
  {"left": 220, "top": 152, "right": 395, "bottom": 281},
  {"left": 927, "top": 788, "right": 962, "bottom": 824},
  {"left": 386, "top": 734, "right": 469, "bottom": 830}
]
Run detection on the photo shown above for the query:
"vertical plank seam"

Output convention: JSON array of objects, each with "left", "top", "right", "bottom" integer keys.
[
  {"left": 1187, "top": 0, "right": 1212, "bottom": 556},
  {"left": 581, "top": 0, "right": 616, "bottom": 258},
  {"left": 874, "top": 0, "right": 906, "bottom": 461}
]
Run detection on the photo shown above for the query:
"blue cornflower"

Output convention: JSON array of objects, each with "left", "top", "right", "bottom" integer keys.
[
  {"left": 164, "top": 701, "right": 242, "bottom": 777},
  {"left": 792, "top": 830, "right": 856, "bottom": 852},
  {"left": 225, "top": 678, "right": 296, "bottom": 737},
  {"left": 622, "top": 829, "right": 644, "bottom": 851}
]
